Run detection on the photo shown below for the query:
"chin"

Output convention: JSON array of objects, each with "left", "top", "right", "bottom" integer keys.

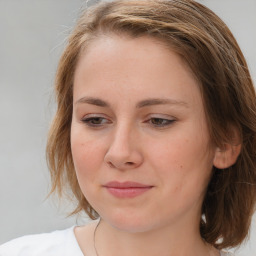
[{"left": 100, "top": 210, "right": 160, "bottom": 234}]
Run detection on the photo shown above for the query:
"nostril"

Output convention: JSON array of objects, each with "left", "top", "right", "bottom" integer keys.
[
  {"left": 107, "top": 162, "right": 115, "bottom": 168},
  {"left": 107, "top": 161, "right": 135, "bottom": 168}
]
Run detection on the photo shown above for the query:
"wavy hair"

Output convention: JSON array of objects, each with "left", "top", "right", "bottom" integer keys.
[{"left": 46, "top": 0, "right": 256, "bottom": 249}]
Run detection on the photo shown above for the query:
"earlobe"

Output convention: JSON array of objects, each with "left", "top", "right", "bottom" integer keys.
[{"left": 213, "top": 143, "right": 241, "bottom": 169}]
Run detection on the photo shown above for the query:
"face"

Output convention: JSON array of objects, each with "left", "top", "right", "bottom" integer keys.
[{"left": 71, "top": 35, "right": 217, "bottom": 233}]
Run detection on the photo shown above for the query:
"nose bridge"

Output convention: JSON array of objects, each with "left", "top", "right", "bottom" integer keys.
[
  {"left": 104, "top": 119, "right": 143, "bottom": 169},
  {"left": 110, "top": 120, "right": 134, "bottom": 157}
]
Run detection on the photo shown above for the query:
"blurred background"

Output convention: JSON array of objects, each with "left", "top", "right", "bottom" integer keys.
[{"left": 0, "top": 0, "right": 255, "bottom": 255}]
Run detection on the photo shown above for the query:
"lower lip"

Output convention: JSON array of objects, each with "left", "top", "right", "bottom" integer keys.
[{"left": 105, "top": 187, "right": 153, "bottom": 198}]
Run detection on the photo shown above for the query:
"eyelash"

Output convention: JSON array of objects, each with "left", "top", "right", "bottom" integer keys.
[
  {"left": 81, "top": 117, "right": 110, "bottom": 127},
  {"left": 81, "top": 116, "right": 175, "bottom": 128},
  {"left": 147, "top": 117, "right": 175, "bottom": 127}
]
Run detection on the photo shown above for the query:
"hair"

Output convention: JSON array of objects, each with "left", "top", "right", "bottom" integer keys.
[{"left": 46, "top": 0, "right": 256, "bottom": 250}]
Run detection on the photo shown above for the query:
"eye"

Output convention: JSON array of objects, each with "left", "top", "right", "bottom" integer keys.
[
  {"left": 149, "top": 117, "right": 175, "bottom": 127},
  {"left": 81, "top": 116, "right": 110, "bottom": 127}
]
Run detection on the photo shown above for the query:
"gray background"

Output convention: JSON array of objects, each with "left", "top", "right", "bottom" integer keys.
[{"left": 0, "top": 0, "right": 255, "bottom": 255}]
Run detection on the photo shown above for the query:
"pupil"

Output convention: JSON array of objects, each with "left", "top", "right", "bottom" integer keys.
[
  {"left": 153, "top": 118, "right": 163, "bottom": 125},
  {"left": 93, "top": 118, "right": 102, "bottom": 124}
]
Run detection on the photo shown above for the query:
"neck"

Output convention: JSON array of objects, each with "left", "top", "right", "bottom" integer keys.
[{"left": 94, "top": 219, "right": 218, "bottom": 256}]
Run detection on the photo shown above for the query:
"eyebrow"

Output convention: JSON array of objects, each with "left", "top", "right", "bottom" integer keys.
[
  {"left": 75, "top": 97, "right": 188, "bottom": 108},
  {"left": 136, "top": 98, "right": 188, "bottom": 108},
  {"left": 75, "top": 97, "right": 109, "bottom": 107}
]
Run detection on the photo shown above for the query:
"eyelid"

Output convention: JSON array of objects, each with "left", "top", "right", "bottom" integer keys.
[
  {"left": 79, "top": 113, "right": 176, "bottom": 128},
  {"left": 144, "top": 114, "right": 177, "bottom": 127},
  {"left": 145, "top": 113, "right": 176, "bottom": 120},
  {"left": 80, "top": 114, "right": 112, "bottom": 127},
  {"left": 81, "top": 113, "right": 107, "bottom": 119}
]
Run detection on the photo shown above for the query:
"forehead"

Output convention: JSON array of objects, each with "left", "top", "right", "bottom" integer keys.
[
  {"left": 73, "top": 34, "right": 202, "bottom": 109},
  {"left": 76, "top": 34, "right": 192, "bottom": 74}
]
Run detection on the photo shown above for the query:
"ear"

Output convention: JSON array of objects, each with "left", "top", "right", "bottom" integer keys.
[
  {"left": 213, "top": 143, "right": 241, "bottom": 169},
  {"left": 213, "top": 128, "right": 241, "bottom": 169}
]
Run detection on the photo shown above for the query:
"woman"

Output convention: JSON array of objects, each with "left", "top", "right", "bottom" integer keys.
[{"left": 1, "top": 0, "right": 255, "bottom": 255}]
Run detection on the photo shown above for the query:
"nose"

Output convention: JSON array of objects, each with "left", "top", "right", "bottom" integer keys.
[{"left": 104, "top": 124, "right": 143, "bottom": 170}]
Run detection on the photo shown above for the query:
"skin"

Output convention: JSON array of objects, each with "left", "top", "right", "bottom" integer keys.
[{"left": 71, "top": 34, "right": 221, "bottom": 256}]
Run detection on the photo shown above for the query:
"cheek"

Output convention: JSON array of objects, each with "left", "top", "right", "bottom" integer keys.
[
  {"left": 149, "top": 136, "right": 199, "bottom": 172},
  {"left": 71, "top": 138, "right": 107, "bottom": 209},
  {"left": 148, "top": 132, "right": 214, "bottom": 194},
  {"left": 71, "top": 129, "right": 105, "bottom": 183}
]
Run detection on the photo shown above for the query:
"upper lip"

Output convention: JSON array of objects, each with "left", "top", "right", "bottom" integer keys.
[{"left": 103, "top": 181, "right": 153, "bottom": 188}]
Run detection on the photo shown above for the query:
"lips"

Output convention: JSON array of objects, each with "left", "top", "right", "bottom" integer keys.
[{"left": 103, "top": 181, "right": 153, "bottom": 198}]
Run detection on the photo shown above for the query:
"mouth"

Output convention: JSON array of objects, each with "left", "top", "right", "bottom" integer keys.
[{"left": 103, "top": 181, "right": 154, "bottom": 198}]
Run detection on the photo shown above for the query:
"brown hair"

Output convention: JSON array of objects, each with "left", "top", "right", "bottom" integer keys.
[{"left": 46, "top": 0, "right": 256, "bottom": 249}]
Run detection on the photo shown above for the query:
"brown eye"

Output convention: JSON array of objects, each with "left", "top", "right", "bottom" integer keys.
[
  {"left": 82, "top": 117, "right": 109, "bottom": 127},
  {"left": 150, "top": 118, "right": 175, "bottom": 127}
]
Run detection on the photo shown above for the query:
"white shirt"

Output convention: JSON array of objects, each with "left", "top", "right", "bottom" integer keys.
[
  {"left": 0, "top": 227, "right": 83, "bottom": 256},
  {"left": 0, "top": 227, "right": 234, "bottom": 256}
]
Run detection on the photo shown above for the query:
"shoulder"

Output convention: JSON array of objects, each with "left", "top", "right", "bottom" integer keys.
[{"left": 0, "top": 227, "right": 83, "bottom": 256}]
